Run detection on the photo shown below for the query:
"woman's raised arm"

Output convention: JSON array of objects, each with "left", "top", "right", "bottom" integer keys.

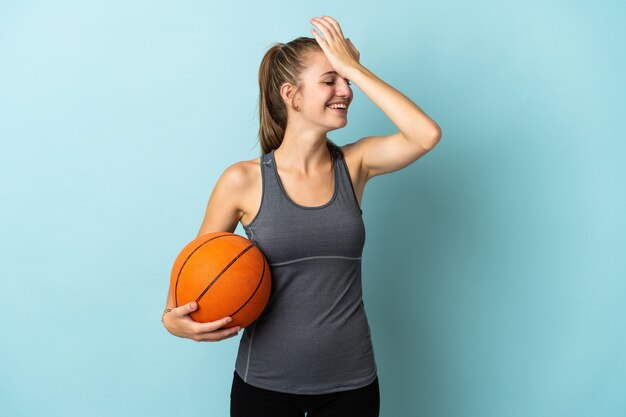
[{"left": 310, "top": 16, "right": 442, "bottom": 180}]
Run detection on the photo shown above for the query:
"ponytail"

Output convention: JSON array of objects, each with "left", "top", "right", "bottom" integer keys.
[{"left": 257, "top": 43, "right": 286, "bottom": 155}]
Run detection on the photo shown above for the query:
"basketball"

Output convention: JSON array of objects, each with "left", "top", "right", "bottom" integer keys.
[{"left": 170, "top": 231, "right": 272, "bottom": 328}]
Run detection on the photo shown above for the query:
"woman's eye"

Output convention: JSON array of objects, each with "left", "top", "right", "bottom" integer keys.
[{"left": 323, "top": 81, "right": 352, "bottom": 86}]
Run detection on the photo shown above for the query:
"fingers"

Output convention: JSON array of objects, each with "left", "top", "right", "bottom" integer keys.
[
  {"left": 310, "top": 27, "right": 324, "bottom": 45},
  {"left": 310, "top": 17, "right": 337, "bottom": 43},
  {"left": 194, "top": 325, "right": 242, "bottom": 342},
  {"left": 196, "top": 316, "right": 234, "bottom": 332},
  {"left": 310, "top": 17, "right": 355, "bottom": 59},
  {"left": 318, "top": 16, "right": 344, "bottom": 39},
  {"left": 192, "top": 316, "right": 242, "bottom": 342},
  {"left": 174, "top": 301, "right": 197, "bottom": 317},
  {"left": 166, "top": 303, "right": 243, "bottom": 342}
]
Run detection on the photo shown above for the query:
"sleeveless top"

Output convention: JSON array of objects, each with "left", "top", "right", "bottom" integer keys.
[{"left": 234, "top": 147, "right": 377, "bottom": 395}]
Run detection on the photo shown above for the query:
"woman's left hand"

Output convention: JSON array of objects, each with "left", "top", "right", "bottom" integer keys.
[{"left": 309, "top": 16, "right": 361, "bottom": 79}]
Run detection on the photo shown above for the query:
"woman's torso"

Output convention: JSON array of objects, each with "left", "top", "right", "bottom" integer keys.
[{"left": 232, "top": 145, "right": 377, "bottom": 394}]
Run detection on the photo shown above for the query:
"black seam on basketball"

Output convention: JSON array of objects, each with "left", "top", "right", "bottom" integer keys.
[
  {"left": 228, "top": 255, "right": 267, "bottom": 319},
  {"left": 174, "top": 234, "right": 235, "bottom": 306},
  {"left": 194, "top": 243, "right": 256, "bottom": 304}
]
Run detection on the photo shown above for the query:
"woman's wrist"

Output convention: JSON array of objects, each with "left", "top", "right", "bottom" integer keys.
[{"left": 162, "top": 308, "right": 173, "bottom": 323}]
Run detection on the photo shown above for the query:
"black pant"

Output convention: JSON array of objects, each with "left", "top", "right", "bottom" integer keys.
[{"left": 230, "top": 371, "right": 380, "bottom": 417}]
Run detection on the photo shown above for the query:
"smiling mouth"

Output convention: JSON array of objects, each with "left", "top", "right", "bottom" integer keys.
[{"left": 326, "top": 104, "right": 348, "bottom": 114}]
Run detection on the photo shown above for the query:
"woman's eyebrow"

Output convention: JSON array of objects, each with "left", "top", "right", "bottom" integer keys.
[{"left": 320, "top": 71, "right": 338, "bottom": 77}]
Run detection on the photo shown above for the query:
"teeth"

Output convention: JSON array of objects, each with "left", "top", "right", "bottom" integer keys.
[{"left": 327, "top": 103, "right": 347, "bottom": 109}]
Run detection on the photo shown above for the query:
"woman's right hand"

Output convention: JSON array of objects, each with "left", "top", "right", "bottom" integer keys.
[{"left": 162, "top": 301, "right": 242, "bottom": 342}]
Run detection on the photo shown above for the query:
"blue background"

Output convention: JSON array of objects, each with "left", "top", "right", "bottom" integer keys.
[{"left": 1, "top": 1, "right": 625, "bottom": 416}]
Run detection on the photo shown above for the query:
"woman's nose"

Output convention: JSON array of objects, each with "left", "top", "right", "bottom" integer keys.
[{"left": 336, "top": 79, "right": 352, "bottom": 96}]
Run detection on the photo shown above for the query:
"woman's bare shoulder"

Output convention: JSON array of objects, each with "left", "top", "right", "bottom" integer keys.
[
  {"left": 197, "top": 157, "right": 261, "bottom": 235},
  {"left": 220, "top": 157, "right": 262, "bottom": 226},
  {"left": 220, "top": 157, "right": 261, "bottom": 192}
]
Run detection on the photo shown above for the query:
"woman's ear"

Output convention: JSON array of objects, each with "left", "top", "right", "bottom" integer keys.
[
  {"left": 280, "top": 82, "right": 294, "bottom": 102},
  {"left": 280, "top": 82, "right": 300, "bottom": 111}
]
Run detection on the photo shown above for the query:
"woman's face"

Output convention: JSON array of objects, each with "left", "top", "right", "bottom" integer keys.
[{"left": 290, "top": 51, "right": 353, "bottom": 130}]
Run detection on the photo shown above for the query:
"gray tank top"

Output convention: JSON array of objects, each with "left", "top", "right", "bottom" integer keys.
[{"left": 234, "top": 147, "right": 377, "bottom": 395}]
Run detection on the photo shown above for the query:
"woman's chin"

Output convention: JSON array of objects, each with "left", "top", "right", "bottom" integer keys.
[{"left": 326, "top": 123, "right": 347, "bottom": 132}]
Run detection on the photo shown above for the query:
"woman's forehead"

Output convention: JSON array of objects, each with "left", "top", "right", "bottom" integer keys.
[{"left": 304, "top": 52, "right": 333, "bottom": 76}]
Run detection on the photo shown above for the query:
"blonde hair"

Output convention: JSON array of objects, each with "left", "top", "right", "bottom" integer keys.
[{"left": 257, "top": 37, "right": 342, "bottom": 157}]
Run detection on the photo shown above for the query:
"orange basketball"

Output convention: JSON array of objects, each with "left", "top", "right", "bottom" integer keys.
[{"left": 170, "top": 232, "right": 271, "bottom": 328}]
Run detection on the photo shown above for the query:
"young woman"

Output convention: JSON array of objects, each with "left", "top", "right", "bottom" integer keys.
[{"left": 162, "top": 16, "right": 441, "bottom": 417}]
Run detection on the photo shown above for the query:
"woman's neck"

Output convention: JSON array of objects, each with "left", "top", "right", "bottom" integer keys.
[{"left": 274, "top": 136, "right": 332, "bottom": 176}]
